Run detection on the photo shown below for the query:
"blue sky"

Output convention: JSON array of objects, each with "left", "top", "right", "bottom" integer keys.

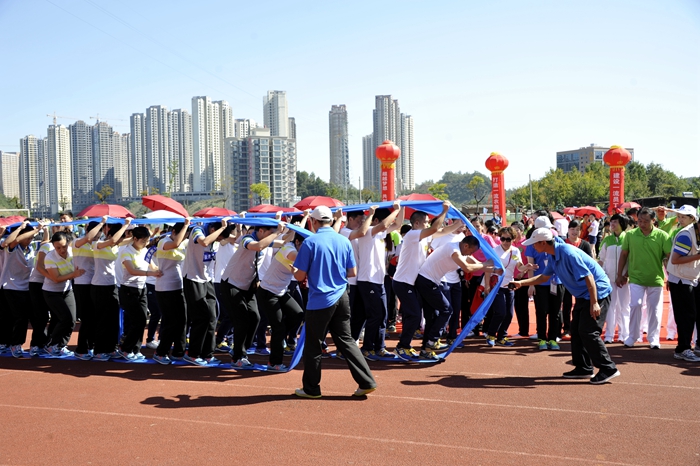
[{"left": 1, "top": 0, "right": 698, "bottom": 190}]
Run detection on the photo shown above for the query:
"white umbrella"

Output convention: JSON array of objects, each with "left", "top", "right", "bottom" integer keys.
[{"left": 142, "top": 209, "right": 184, "bottom": 226}]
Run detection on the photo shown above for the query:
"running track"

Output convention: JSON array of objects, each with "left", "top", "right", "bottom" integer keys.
[{"left": 1, "top": 301, "right": 698, "bottom": 465}]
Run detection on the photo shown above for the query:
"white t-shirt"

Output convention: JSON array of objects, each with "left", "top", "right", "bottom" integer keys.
[
  {"left": 493, "top": 244, "right": 522, "bottom": 287},
  {"left": 356, "top": 228, "right": 387, "bottom": 284},
  {"left": 43, "top": 248, "right": 74, "bottom": 293},
  {"left": 119, "top": 244, "right": 148, "bottom": 289},
  {"left": 155, "top": 236, "right": 188, "bottom": 292},
  {"left": 340, "top": 226, "right": 361, "bottom": 286},
  {"left": 393, "top": 229, "right": 431, "bottom": 286},
  {"left": 588, "top": 220, "right": 599, "bottom": 237},
  {"left": 418, "top": 242, "right": 460, "bottom": 286},
  {"left": 261, "top": 243, "right": 297, "bottom": 296},
  {"left": 214, "top": 241, "right": 235, "bottom": 284},
  {"left": 554, "top": 218, "right": 569, "bottom": 237},
  {"left": 181, "top": 226, "right": 216, "bottom": 283},
  {"left": 430, "top": 232, "right": 465, "bottom": 284}
]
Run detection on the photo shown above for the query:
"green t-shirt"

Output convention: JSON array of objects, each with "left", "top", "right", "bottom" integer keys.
[
  {"left": 657, "top": 216, "right": 677, "bottom": 235},
  {"left": 621, "top": 227, "right": 671, "bottom": 287}
]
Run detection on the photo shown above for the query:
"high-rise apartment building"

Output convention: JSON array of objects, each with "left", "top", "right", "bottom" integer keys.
[
  {"left": 556, "top": 144, "right": 635, "bottom": 173},
  {"left": 329, "top": 105, "right": 350, "bottom": 188},
  {"left": 363, "top": 95, "right": 415, "bottom": 195},
  {"left": 112, "top": 131, "right": 131, "bottom": 200},
  {"left": 130, "top": 113, "right": 147, "bottom": 197},
  {"left": 47, "top": 124, "right": 72, "bottom": 214},
  {"left": 69, "top": 120, "right": 93, "bottom": 210},
  {"left": 362, "top": 134, "right": 376, "bottom": 196},
  {"left": 146, "top": 105, "right": 170, "bottom": 193},
  {"left": 400, "top": 115, "right": 414, "bottom": 191},
  {"left": 169, "top": 109, "right": 193, "bottom": 193},
  {"left": 36, "top": 137, "right": 50, "bottom": 209},
  {"left": 223, "top": 128, "right": 297, "bottom": 212},
  {"left": 92, "top": 121, "right": 115, "bottom": 203},
  {"left": 19, "top": 135, "right": 44, "bottom": 212},
  {"left": 263, "top": 90, "right": 289, "bottom": 137},
  {"left": 192, "top": 96, "right": 223, "bottom": 192},
  {"left": 234, "top": 119, "right": 258, "bottom": 138},
  {"left": 0, "top": 151, "right": 21, "bottom": 199},
  {"left": 288, "top": 117, "right": 296, "bottom": 140}
]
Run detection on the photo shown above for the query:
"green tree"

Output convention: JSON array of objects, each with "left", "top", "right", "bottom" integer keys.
[
  {"left": 466, "top": 175, "right": 489, "bottom": 211},
  {"left": 250, "top": 182, "right": 271, "bottom": 205},
  {"left": 167, "top": 160, "right": 179, "bottom": 196},
  {"left": 428, "top": 182, "right": 449, "bottom": 200},
  {"left": 95, "top": 184, "right": 114, "bottom": 204}
]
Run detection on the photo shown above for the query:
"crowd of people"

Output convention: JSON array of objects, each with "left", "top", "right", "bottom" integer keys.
[{"left": 1, "top": 200, "right": 698, "bottom": 395}]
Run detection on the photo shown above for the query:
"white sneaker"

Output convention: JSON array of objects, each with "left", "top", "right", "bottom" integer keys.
[
  {"left": 146, "top": 340, "right": 159, "bottom": 349},
  {"left": 674, "top": 349, "right": 700, "bottom": 362}
]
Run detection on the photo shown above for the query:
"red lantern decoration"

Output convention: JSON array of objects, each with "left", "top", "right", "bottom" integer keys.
[
  {"left": 485, "top": 152, "right": 509, "bottom": 219},
  {"left": 603, "top": 146, "right": 632, "bottom": 215},
  {"left": 375, "top": 140, "right": 401, "bottom": 202}
]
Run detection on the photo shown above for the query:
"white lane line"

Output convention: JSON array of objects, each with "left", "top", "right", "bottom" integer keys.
[
  {"left": 1, "top": 368, "right": 698, "bottom": 424},
  {"left": 0, "top": 403, "right": 641, "bottom": 466}
]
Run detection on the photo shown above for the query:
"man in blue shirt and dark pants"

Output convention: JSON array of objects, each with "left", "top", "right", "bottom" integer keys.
[
  {"left": 512, "top": 228, "right": 620, "bottom": 384},
  {"left": 293, "top": 206, "right": 377, "bottom": 398}
]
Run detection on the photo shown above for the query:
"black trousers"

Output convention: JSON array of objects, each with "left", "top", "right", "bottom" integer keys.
[
  {"left": 562, "top": 289, "right": 574, "bottom": 333},
  {"left": 43, "top": 289, "right": 76, "bottom": 348},
  {"left": 146, "top": 283, "right": 161, "bottom": 342},
  {"left": 119, "top": 286, "right": 148, "bottom": 354},
  {"left": 513, "top": 286, "right": 530, "bottom": 336},
  {"left": 214, "top": 282, "right": 233, "bottom": 345},
  {"left": 91, "top": 284, "right": 121, "bottom": 354},
  {"left": 74, "top": 284, "right": 95, "bottom": 354},
  {"left": 221, "top": 279, "right": 259, "bottom": 361},
  {"left": 668, "top": 279, "right": 699, "bottom": 354},
  {"left": 155, "top": 288, "right": 188, "bottom": 357},
  {"left": 534, "top": 284, "right": 564, "bottom": 341},
  {"left": 183, "top": 279, "right": 217, "bottom": 359},
  {"left": 571, "top": 294, "right": 616, "bottom": 374},
  {"left": 28, "top": 282, "right": 49, "bottom": 348},
  {"left": 0, "top": 289, "right": 11, "bottom": 345},
  {"left": 3, "top": 289, "right": 30, "bottom": 346},
  {"left": 257, "top": 287, "right": 304, "bottom": 365},
  {"left": 302, "top": 291, "right": 376, "bottom": 397}
]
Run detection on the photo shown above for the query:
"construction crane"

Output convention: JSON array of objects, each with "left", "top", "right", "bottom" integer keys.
[
  {"left": 46, "top": 112, "right": 82, "bottom": 125},
  {"left": 90, "top": 114, "right": 126, "bottom": 123}
]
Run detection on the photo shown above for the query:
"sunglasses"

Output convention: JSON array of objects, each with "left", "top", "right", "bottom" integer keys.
[{"left": 500, "top": 237, "right": 512, "bottom": 242}]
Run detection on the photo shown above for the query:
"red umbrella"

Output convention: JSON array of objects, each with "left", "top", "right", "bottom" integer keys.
[
  {"left": 550, "top": 211, "right": 565, "bottom": 220},
  {"left": 563, "top": 207, "right": 577, "bottom": 215},
  {"left": 398, "top": 193, "right": 439, "bottom": 201},
  {"left": 617, "top": 201, "right": 641, "bottom": 210},
  {"left": 575, "top": 206, "right": 605, "bottom": 219},
  {"left": 0, "top": 215, "right": 26, "bottom": 227},
  {"left": 294, "top": 196, "right": 344, "bottom": 210},
  {"left": 77, "top": 204, "right": 135, "bottom": 218},
  {"left": 142, "top": 194, "right": 189, "bottom": 217},
  {"left": 247, "top": 204, "right": 296, "bottom": 213},
  {"left": 193, "top": 207, "right": 237, "bottom": 218}
]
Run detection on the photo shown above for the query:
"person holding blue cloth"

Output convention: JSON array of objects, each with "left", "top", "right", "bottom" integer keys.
[{"left": 511, "top": 228, "right": 620, "bottom": 385}]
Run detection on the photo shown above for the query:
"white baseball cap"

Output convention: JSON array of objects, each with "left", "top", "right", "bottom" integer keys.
[
  {"left": 310, "top": 206, "right": 333, "bottom": 221},
  {"left": 673, "top": 204, "right": 699, "bottom": 221},
  {"left": 534, "top": 216, "right": 553, "bottom": 229},
  {"left": 522, "top": 227, "right": 554, "bottom": 246}
]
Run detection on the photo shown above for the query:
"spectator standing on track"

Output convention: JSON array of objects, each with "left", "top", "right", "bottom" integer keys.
[
  {"left": 665, "top": 205, "right": 700, "bottom": 362},
  {"left": 512, "top": 228, "right": 620, "bottom": 384},
  {"left": 617, "top": 208, "right": 670, "bottom": 349},
  {"left": 293, "top": 206, "right": 376, "bottom": 399},
  {"left": 597, "top": 214, "right": 630, "bottom": 344},
  {"left": 561, "top": 219, "right": 593, "bottom": 338}
]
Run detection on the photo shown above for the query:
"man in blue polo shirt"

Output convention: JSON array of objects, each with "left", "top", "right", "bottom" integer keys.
[
  {"left": 512, "top": 228, "right": 620, "bottom": 384},
  {"left": 293, "top": 205, "right": 376, "bottom": 399}
]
